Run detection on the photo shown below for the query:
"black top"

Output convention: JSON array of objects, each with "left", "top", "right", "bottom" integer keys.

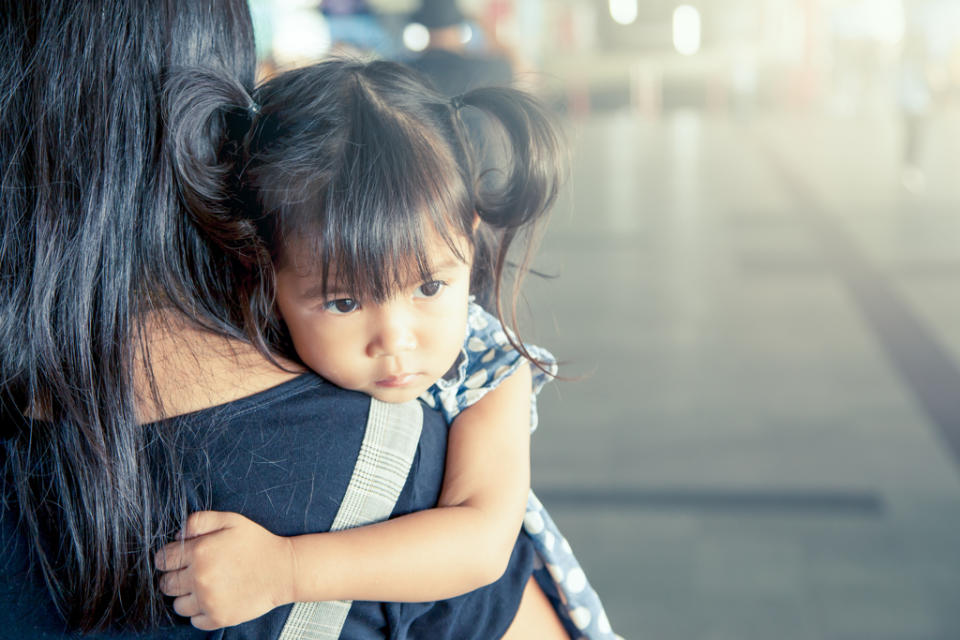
[{"left": 0, "top": 373, "right": 534, "bottom": 639}]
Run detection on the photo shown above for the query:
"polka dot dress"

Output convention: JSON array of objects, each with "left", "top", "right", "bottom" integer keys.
[{"left": 421, "top": 302, "right": 621, "bottom": 640}]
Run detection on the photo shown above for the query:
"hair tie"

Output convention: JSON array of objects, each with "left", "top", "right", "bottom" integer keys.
[
  {"left": 450, "top": 94, "right": 465, "bottom": 112},
  {"left": 248, "top": 101, "right": 261, "bottom": 117}
]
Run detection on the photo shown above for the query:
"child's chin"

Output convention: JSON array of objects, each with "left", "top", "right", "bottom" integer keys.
[{"left": 369, "top": 386, "right": 428, "bottom": 404}]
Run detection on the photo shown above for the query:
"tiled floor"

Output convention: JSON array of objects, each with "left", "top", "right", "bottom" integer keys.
[{"left": 523, "top": 108, "right": 960, "bottom": 639}]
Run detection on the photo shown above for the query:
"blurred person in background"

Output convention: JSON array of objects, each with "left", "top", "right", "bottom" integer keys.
[
  {"left": 408, "top": 0, "right": 513, "bottom": 96},
  {"left": 322, "top": 0, "right": 397, "bottom": 58},
  {"left": 898, "top": 28, "right": 933, "bottom": 192}
]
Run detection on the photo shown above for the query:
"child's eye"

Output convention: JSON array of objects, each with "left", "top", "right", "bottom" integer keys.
[
  {"left": 414, "top": 280, "right": 445, "bottom": 298},
  {"left": 323, "top": 298, "right": 359, "bottom": 314}
]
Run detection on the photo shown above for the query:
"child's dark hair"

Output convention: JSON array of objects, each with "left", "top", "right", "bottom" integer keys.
[{"left": 242, "top": 58, "right": 566, "bottom": 367}]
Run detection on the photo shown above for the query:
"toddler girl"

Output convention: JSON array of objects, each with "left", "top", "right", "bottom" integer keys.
[{"left": 155, "top": 58, "right": 617, "bottom": 639}]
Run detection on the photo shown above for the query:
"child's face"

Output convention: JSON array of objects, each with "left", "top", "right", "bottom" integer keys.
[{"left": 276, "top": 230, "right": 473, "bottom": 404}]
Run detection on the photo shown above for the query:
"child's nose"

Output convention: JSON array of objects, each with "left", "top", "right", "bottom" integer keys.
[{"left": 367, "top": 313, "right": 417, "bottom": 358}]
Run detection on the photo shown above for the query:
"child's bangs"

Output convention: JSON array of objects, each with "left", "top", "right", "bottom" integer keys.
[{"left": 285, "top": 113, "right": 473, "bottom": 303}]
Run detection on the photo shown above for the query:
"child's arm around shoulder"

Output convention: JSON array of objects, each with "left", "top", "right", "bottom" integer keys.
[
  {"left": 290, "top": 361, "right": 533, "bottom": 598},
  {"left": 435, "top": 357, "right": 533, "bottom": 573},
  {"left": 155, "top": 363, "right": 532, "bottom": 630}
]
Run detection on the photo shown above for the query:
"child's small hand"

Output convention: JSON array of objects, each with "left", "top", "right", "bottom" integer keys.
[{"left": 155, "top": 511, "right": 296, "bottom": 630}]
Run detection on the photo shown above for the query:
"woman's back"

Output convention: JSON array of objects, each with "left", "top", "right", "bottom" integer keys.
[{"left": 1, "top": 367, "right": 538, "bottom": 638}]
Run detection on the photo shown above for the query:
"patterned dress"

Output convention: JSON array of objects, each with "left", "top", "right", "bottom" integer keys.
[{"left": 420, "top": 301, "right": 621, "bottom": 640}]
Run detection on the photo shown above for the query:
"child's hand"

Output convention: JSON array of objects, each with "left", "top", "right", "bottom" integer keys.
[{"left": 155, "top": 511, "right": 296, "bottom": 630}]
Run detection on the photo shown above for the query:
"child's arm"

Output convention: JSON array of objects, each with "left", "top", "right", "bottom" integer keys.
[{"left": 155, "top": 363, "right": 532, "bottom": 630}]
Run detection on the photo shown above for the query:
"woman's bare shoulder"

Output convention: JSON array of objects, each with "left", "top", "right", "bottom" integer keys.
[{"left": 134, "top": 310, "right": 306, "bottom": 423}]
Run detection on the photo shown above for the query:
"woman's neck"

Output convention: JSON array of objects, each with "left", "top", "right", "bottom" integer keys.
[{"left": 134, "top": 309, "right": 305, "bottom": 423}]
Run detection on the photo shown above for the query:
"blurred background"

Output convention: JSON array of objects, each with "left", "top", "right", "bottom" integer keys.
[{"left": 248, "top": 1, "right": 960, "bottom": 638}]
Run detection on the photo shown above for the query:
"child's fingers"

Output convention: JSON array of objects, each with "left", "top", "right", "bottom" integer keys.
[
  {"left": 158, "top": 568, "right": 192, "bottom": 597},
  {"left": 160, "top": 511, "right": 239, "bottom": 567},
  {"left": 190, "top": 614, "right": 224, "bottom": 632},
  {"left": 181, "top": 510, "right": 235, "bottom": 540},
  {"left": 154, "top": 541, "right": 189, "bottom": 572},
  {"left": 172, "top": 593, "right": 202, "bottom": 619},
  {"left": 173, "top": 594, "right": 228, "bottom": 631}
]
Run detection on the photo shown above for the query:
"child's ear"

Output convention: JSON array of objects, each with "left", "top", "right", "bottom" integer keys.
[{"left": 472, "top": 211, "right": 481, "bottom": 232}]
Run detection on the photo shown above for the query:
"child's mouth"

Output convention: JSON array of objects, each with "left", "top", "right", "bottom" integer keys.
[{"left": 376, "top": 373, "right": 420, "bottom": 388}]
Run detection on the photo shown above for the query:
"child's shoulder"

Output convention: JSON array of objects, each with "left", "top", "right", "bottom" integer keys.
[
  {"left": 463, "top": 302, "right": 555, "bottom": 375},
  {"left": 432, "top": 301, "right": 514, "bottom": 399},
  {"left": 464, "top": 301, "right": 512, "bottom": 352},
  {"left": 420, "top": 301, "right": 556, "bottom": 423}
]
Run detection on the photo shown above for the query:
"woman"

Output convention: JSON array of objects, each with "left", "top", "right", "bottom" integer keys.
[{"left": 0, "top": 2, "right": 566, "bottom": 638}]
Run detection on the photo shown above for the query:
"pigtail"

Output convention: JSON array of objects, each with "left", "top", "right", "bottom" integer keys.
[
  {"left": 457, "top": 87, "right": 566, "bottom": 230},
  {"left": 164, "top": 68, "right": 261, "bottom": 259},
  {"left": 456, "top": 87, "right": 568, "bottom": 375},
  {"left": 163, "top": 69, "right": 278, "bottom": 357}
]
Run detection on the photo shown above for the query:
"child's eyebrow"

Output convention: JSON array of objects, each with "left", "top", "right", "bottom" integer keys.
[
  {"left": 298, "top": 282, "right": 329, "bottom": 300},
  {"left": 299, "top": 278, "right": 345, "bottom": 300},
  {"left": 400, "top": 256, "right": 463, "bottom": 285},
  {"left": 429, "top": 256, "right": 465, "bottom": 273},
  {"left": 296, "top": 256, "right": 464, "bottom": 300}
]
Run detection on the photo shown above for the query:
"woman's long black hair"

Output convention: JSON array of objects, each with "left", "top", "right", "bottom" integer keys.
[
  {"left": 236, "top": 58, "right": 567, "bottom": 363},
  {"left": 0, "top": 1, "right": 260, "bottom": 630}
]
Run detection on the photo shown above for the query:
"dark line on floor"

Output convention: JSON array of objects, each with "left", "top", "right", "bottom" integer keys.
[
  {"left": 535, "top": 487, "right": 884, "bottom": 515},
  {"left": 758, "top": 141, "right": 960, "bottom": 474}
]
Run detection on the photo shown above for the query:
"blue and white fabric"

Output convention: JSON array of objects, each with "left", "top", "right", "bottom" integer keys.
[{"left": 421, "top": 301, "right": 620, "bottom": 640}]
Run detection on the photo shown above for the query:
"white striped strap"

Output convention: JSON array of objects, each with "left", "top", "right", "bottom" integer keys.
[{"left": 277, "top": 398, "right": 423, "bottom": 640}]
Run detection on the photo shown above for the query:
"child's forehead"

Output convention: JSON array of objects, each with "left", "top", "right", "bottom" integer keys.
[{"left": 281, "top": 225, "right": 472, "bottom": 282}]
